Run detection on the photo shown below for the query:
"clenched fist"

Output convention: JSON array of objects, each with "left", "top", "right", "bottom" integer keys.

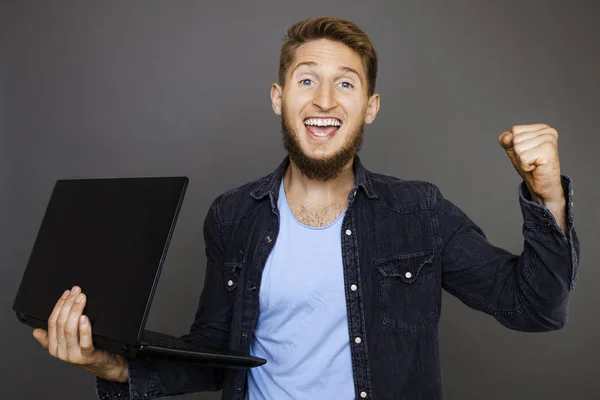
[
  {"left": 498, "top": 123, "right": 567, "bottom": 233},
  {"left": 498, "top": 124, "right": 564, "bottom": 205}
]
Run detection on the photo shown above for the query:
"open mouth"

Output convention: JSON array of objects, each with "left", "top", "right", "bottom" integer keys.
[{"left": 303, "top": 117, "right": 342, "bottom": 138}]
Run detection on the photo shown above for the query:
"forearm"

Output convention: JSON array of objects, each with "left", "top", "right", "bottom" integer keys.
[
  {"left": 442, "top": 218, "right": 575, "bottom": 332},
  {"left": 494, "top": 226, "right": 574, "bottom": 331},
  {"left": 438, "top": 175, "right": 579, "bottom": 332},
  {"left": 496, "top": 176, "right": 578, "bottom": 330}
]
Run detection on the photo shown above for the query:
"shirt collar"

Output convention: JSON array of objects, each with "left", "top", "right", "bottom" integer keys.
[{"left": 250, "top": 155, "right": 378, "bottom": 201}]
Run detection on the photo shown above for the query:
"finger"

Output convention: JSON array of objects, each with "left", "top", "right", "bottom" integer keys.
[
  {"left": 65, "top": 292, "right": 86, "bottom": 359},
  {"left": 33, "top": 329, "right": 49, "bottom": 349},
  {"left": 56, "top": 286, "right": 81, "bottom": 359},
  {"left": 512, "top": 123, "right": 550, "bottom": 135},
  {"left": 512, "top": 127, "right": 558, "bottom": 145},
  {"left": 48, "top": 289, "right": 71, "bottom": 357},
  {"left": 513, "top": 133, "right": 557, "bottom": 155},
  {"left": 79, "top": 315, "right": 95, "bottom": 355},
  {"left": 517, "top": 142, "right": 556, "bottom": 171}
]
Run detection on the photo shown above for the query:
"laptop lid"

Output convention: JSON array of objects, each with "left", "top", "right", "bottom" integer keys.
[{"left": 13, "top": 176, "right": 188, "bottom": 347}]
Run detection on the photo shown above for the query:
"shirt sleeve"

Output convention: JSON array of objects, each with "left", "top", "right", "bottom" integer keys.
[
  {"left": 437, "top": 174, "right": 580, "bottom": 331},
  {"left": 95, "top": 358, "right": 158, "bottom": 400},
  {"left": 95, "top": 357, "right": 225, "bottom": 399}
]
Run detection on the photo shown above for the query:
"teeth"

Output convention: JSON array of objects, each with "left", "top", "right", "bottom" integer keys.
[{"left": 303, "top": 118, "right": 341, "bottom": 127}]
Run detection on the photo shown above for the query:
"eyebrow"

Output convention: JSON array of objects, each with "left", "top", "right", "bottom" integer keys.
[
  {"left": 339, "top": 66, "right": 361, "bottom": 80},
  {"left": 291, "top": 62, "right": 363, "bottom": 81}
]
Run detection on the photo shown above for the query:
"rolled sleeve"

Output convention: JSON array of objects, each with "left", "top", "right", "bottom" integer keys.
[{"left": 518, "top": 174, "right": 579, "bottom": 290}]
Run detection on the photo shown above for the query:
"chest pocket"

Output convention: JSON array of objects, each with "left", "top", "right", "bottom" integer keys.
[{"left": 375, "top": 251, "right": 437, "bottom": 332}]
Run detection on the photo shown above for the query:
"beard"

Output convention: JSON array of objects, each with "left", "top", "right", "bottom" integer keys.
[{"left": 281, "top": 105, "right": 364, "bottom": 182}]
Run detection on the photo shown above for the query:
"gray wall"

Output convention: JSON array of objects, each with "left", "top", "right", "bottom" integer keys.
[{"left": 2, "top": 1, "right": 599, "bottom": 399}]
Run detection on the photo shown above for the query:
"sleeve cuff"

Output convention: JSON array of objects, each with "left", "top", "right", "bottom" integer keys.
[
  {"left": 518, "top": 174, "right": 575, "bottom": 237},
  {"left": 96, "top": 358, "right": 160, "bottom": 399},
  {"left": 96, "top": 375, "right": 129, "bottom": 400},
  {"left": 518, "top": 174, "right": 579, "bottom": 290}
]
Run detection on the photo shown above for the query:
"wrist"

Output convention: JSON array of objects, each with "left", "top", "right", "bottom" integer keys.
[
  {"left": 539, "top": 188, "right": 566, "bottom": 209},
  {"left": 525, "top": 183, "right": 565, "bottom": 208},
  {"left": 117, "top": 356, "right": 129, "bottom": 383},
  {"left": 541, "top": 196, "right": 566, "bottom": 212},
  {"left": 108, "top": 354, "right": 129, "bottom": 383}
]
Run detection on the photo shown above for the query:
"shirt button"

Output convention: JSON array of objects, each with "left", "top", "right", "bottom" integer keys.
[
  {"left": 405, "top": 272, "right": 412, "bottom": 279},
  {"left": 237, "top": 385, "right": 243, "bottom": 392},
  {"left": 242, "top": 332, "right": 248, "bottom": 339},
  {"left": 345, "top": 229, "right": 352, "bottom": 236},
  {"left": 355, "top": 337, "right": 362, "bottom": 344},
  {"left": 353, "top": 190, "right": 357, "bottom": 197},
  {"left": 227, "top": 280, "right": 234, "bottom": 287},
  {"left": 350, "top": 284, "right": 357, "bottom": 291},
  {"left": 360, "top": 391, "right": 368, "bottom": 398},
  {"left": 266, "top": 236, "right": 272, "bottom": 243},
  {"left": 250, "top": 285, "right": 257, "bottom": 292}
]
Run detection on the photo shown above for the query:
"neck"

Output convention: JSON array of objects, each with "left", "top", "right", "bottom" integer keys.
[{"left": 283, "top": 157, "right": 355, "bottom": 203}]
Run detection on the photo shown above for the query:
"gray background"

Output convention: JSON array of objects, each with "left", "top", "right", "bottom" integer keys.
[{"left": 2, "top": 0, "right": 599, "bottom": 399}]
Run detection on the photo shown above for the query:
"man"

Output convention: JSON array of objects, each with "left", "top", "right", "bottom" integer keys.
[{"left": 32, "top": 17, "right": 579, "bottom": 400}]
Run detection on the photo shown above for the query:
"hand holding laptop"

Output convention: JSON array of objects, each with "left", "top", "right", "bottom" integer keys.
[
  {"left": 15, "top": 177, "right": 266, "bottom": 369},
  {"left": 32, "top": 285, "right": 129, "bottom": 383}
]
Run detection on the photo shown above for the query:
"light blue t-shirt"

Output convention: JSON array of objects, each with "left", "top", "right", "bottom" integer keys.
[{"left": 246, "top": 181, "right": 354, "bottom": 399}]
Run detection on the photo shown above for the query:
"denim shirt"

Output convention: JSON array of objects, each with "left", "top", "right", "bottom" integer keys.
[{"left": 97, "top": 155, "right": 579, "bottom": 400}]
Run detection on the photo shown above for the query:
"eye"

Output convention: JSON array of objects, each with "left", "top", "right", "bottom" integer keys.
[
  {"left": 300, "top": 79, "right": 313, "bottom": 86},
  {"left": 339, "top": 81, "right": 354, "bottom": 89}
]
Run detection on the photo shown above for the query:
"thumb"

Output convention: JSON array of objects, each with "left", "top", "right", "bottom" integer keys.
[
  {"left": 498, "top": 131, "right": 519, "bottom": 165},
  {"left": 498, "top": 131, "right": 513, "bottom": 149},
  {"left": 33, "top": 329, "right": 49, "bottom": 349},
  {"left": 79, "top": 315, "right": 95, "bottom": 354}
]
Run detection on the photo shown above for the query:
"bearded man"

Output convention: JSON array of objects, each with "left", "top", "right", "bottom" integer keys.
[{"left": 33, "top": 16, "right": 579, "bottom": 400}]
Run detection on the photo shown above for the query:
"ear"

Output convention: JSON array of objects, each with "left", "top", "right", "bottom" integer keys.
[
  {"left": 364, "top": 93, "right": 380, "bottom": 124},
  {"left": 271, "top": 83, "right": 283, "bottom": 115}
]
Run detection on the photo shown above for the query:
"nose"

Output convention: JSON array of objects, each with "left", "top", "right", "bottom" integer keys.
[{"left": 312, "top": 81, "right": 337, "bottom": 111}]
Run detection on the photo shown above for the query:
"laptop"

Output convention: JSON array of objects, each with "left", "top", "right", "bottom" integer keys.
[{"left": 13, "top": 176, "right": 266, "bottom": 369}]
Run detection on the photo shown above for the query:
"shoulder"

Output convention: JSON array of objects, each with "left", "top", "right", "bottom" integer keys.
[
  {"left": 208, "top": 172, "right": 274, "bottom": 227},
  {"left": 367, "top": 171, "right": 442, "bottom": 213}
]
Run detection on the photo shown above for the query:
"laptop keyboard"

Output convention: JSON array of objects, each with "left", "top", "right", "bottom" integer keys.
[{"left": 142, "top": 330, "right": 218, "bottom": 353}]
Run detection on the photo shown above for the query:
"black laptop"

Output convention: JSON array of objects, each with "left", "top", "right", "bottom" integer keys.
[{"left": 13, "top": 176, "right": 265, "bottom": 369}]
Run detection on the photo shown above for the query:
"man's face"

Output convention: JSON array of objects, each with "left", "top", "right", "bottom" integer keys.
[{"left": 271, "top": 39, "right": 380, "bottom": 181}]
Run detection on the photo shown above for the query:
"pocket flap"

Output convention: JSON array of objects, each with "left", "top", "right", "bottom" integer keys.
[
  {"left": 375, "top": 251, "right": 434, "bottom": 283},
  {"left": 224, "top": 261, "right": 242, "bottom": 291}
]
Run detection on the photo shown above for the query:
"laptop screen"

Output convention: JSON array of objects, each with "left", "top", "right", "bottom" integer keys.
[{"left": 13, "top": 176, "right": 188, "bottom": 345}]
